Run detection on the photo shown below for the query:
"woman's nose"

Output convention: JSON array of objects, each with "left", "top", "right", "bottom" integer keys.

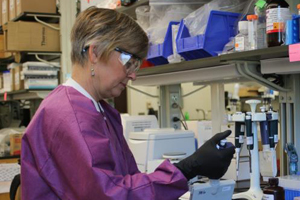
[{"left": 127, "top": 72, "right": 137, "bottom": 81}]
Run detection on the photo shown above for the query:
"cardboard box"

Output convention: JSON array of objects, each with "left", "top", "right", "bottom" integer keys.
[
  {"left": 9, "top": 0, "right": 15, "bottom": 20},
  {"left": 14, "top": 65, "right": 23, "bottom": 90},
  {"left": 16, "top": 0, "right": 56, "bottom": 16},
  {"left": 4, "top": 21, "right": 60, "bottom": 52},
  {"left": 0, "top": 34, "right": 4, "bottom": 51},
  {"left": 10, "top": 133, "right": 22, "bottom": 155},
  {"left": 2, "top": 0, "right": 9, "bottom": 25},
  {"left": 0, "top": 35, "right": 12, "bottom": 58}
]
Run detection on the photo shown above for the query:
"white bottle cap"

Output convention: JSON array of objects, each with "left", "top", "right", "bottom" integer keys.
[{"left": 238, "top": 21, "right": 248, "bottom": 32}]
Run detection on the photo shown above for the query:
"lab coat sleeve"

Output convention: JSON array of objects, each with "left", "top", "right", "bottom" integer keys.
[{"left": 30, "top": 116, "right": 188, "bottom": 200}]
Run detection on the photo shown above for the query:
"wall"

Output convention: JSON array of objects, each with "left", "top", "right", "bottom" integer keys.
[
  {"left": 127, "top": 81, "right": 237, "bottom": 119},
  {"left": 127, "top": 82, "right": 159, "bottom": 115},
  {"left": 180, "top": 83, "right": 236, "bottom": 120}
]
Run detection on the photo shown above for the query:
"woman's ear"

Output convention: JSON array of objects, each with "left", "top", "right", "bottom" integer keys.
[{"left": 88, "top": 44, "right": 98, "bottom": 65}]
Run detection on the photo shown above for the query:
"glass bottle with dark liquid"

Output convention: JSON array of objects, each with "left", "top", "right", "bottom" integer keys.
[
  {"left": 266, "top": 0, "right": 290, "bottom": 47},
  {"left": 263, "top": 178, "right": 285, "bottom": 200}
]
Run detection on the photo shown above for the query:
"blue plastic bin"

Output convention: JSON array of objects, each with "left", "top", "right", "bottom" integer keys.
[
  {"left": 176, "top": 10, "right": 240, "bottom": 61},
  {"left": 286, "top": 15, "right": 300, "bottom": 45},
  {"left": 147, "top": 21, "right": 180, "bottom": 66},
  {"left": 285, "top": 189, "right": 300, "bottom": 200}
]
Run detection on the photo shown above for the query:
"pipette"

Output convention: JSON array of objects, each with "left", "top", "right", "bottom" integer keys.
[
  {"left": 234, "top": 121, "right": 245, "bottom": 177},
  {"left": 245, "top": 113, "right": 253, "bottom": 173}
]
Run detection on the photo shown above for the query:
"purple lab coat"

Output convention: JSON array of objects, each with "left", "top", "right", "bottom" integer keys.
[{"left": 21, "top": 85, "right": 188, "bottom": 200}]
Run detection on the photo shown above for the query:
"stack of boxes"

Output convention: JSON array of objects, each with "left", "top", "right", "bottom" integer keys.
[
  {"left": 1, "top": 0, "right": 59, "bottom": 52},
  {"left": 0, "top": 61, "right": 60, "bottom": 92},
  {"left": 0, "top": 0, "right": 59, "bottom": 93},
  {"left": 22, "top": 62, "right": 60, "bottom": 89}
]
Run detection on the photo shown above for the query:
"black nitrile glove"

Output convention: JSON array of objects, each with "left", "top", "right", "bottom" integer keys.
[{"left": 174, "top": 130, "right": 235, "bottom": 180}]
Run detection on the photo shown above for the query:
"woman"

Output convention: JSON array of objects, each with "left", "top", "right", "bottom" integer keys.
[{"left": 21, "top": 7, "right": 235, "bottom": 200}]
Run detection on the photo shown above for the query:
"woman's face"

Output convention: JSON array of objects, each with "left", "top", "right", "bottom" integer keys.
[{"left": 92, "top": 50, "right": 137, "bottom": 99}]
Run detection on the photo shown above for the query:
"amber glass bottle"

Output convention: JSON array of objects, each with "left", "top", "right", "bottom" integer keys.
[
  {"left": 263, "top": 178, "right": 285, "bottom": 200},
  {"left": 266, "top": 0, "right": 290, "bottom": 47}
]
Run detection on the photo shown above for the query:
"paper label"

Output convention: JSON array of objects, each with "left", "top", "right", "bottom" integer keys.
[
  {"left": 240, "top": 124, "right": 245, "bottom": 132},
  {"left": 266, "top": 8, "right": 290, "bottom": 33},
  {"left": 235, "top": 37, "right": 246, "bottom": 51},
  {"left": 239, "top": 135, "right": 244, "bottom": 143},
  {"left": 247, "top": 136, "right": 253, "bottom": 145},
  {"left": 2, "top": 1, "right": 6, "bottom": 13},
  {"left": 274, "top": 135, "right": 278, "bottom": 143},
  {"left": 222, "top": 186, "right": 231, "bottom": 192},
  {"left": 289, "top": 43, "right": 300, "bottom": 62},
  {"left": 262, "top": 194, "right": 274, "bottom": 200}
]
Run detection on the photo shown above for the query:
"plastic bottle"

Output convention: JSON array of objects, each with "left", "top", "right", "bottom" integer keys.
[
  {"left": 247, "top": 15, "right": 258, "bottom": 50},
  {"left": 255, "top": 6, "right": 267, "bottom": 49},
  {"left": 263, "top": 178, "right": 285, "bottom": 200},
  {"left": 298, "top": 4, "right": 300, "bottom": 15},
  {"left": 266, "top": 0, "right": 291, "bottom": 47},
  {"left": 235, "top": 21, "right": 249, "bottom": 52}
]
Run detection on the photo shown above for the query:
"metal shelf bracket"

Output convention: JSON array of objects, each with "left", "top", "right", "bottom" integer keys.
[{"left": 235, "top": 61, "right": 290, "bottom": 92}]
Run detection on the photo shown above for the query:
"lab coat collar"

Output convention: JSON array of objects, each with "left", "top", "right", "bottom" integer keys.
[{"left": 63, "top": 78, "right": 104, "bottom": 113}]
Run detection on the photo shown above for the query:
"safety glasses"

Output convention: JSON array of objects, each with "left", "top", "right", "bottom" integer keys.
[
  {"left": 114, "top": 47, "right": 142, "bottom": 74},
  {"left": 82, "top": 46, "right": 142, "bottom": 75}
]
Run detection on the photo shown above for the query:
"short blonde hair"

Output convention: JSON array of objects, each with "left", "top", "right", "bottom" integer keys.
[{"left": 71, "top": 7, "right": 149, "bottom": 66}]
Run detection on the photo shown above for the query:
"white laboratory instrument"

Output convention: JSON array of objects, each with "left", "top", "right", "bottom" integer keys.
[
  {"left": 128, "top": 128, "right": 195, "bottom": 173},
  {"left": 188, "top": 179, "right": 236, "bottom": 200},
  {"left": 121, "top": 115, "right": 159, "bottom": 141},
  {"left": 231, "top": 100, "right": 265, "bottom": 200},
  {"left": 186, "top": 120, "right": 212, "bottom": 148}
]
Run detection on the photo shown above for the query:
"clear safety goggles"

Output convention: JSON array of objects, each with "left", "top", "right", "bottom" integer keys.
[
  {"left": 114, "top": 47, "right": 142, "bottom": 74},
  {"left": 82, "top": 46, "right": 142, "bottom": 74}
]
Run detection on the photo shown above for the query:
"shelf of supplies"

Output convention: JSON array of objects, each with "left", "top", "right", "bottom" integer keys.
[
  {"left": 116, "top": 0, "right": 149, "bottom": 19},
  {"left": 0, "top": 90, "right": 52, "bottom": 101},
  {"left": 133, "top": 46, "right": 291, "bottom": 86},
  {"left": 138, "top": 46, "right": 288, "bottom": 76}
]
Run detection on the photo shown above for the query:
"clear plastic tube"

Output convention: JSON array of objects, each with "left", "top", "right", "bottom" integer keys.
[{"left": 247, "top": 15, "right": 258, "bottom": 50}]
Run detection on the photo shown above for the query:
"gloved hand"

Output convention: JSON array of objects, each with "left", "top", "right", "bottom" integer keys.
[{"left": 174, "top": 130, "right": 235, "bottom": 180}]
